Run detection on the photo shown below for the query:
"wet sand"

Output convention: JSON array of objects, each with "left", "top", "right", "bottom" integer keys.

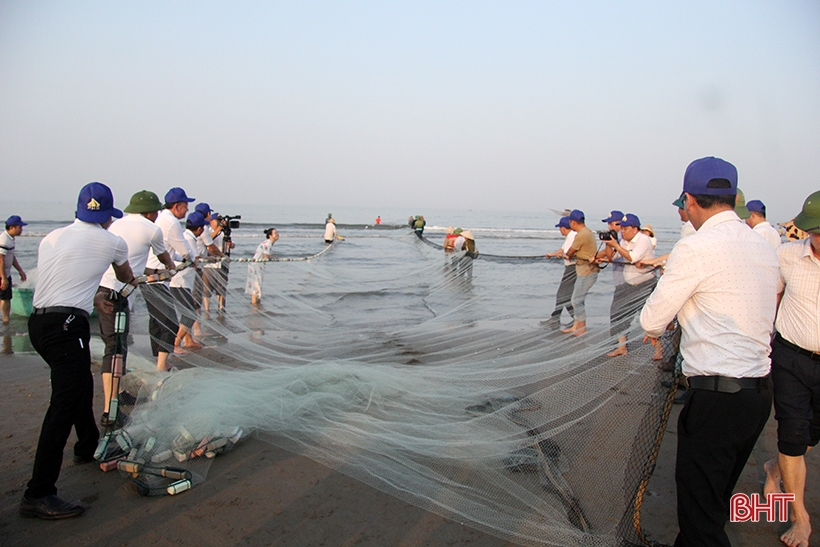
[{"left": 1, "top": 342, "right": 817, "bottom": 547}]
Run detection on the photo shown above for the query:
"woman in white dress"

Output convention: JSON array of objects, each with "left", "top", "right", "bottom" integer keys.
[{"left": 245, "top": 228, "right": 278, "bottom": 307}]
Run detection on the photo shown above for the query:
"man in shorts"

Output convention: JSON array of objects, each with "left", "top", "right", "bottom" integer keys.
[{"left": 0, "top": 215, "right": 28, "bottom": 324}]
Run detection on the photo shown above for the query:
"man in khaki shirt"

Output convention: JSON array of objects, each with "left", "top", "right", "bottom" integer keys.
[{"left": 563, "top": 209, "right": 599, "bottom": 336}]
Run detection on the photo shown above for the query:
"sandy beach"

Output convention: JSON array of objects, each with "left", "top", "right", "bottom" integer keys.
[{"left": 1, "top": 338, "right": 817, "bottom": 547}]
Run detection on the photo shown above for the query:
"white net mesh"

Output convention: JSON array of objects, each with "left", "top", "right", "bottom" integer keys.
[{"left": 95, "top": 224, "right": 679, "bottom": 547}]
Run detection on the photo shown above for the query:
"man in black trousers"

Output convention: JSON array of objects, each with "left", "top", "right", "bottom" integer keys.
[
  {"left": 21, "top": 182, "right": 137, "bottom": 520},
  {"left": 640, "top": 157, "right": 780, "bottom": 546}
]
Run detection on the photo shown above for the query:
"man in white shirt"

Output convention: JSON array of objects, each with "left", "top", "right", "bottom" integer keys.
[
  {"left": 0, "top": 215, "right": 28, "bottom": 324},
  {"left": 143, "top": 187, "right": 196, "bottom": 372},
  {"left": 602, "top": 213, "right": 656, "bottom": 356},
  {"left": 745, "top": 199, "right": 782, "bottom": 249},
  {"left": 170, "top": 211, "right": 208, "bottom": 352},
  {"left": 196, "top": 204, "right": 229, "bottom": 315},
  {"left": 640, "top": 157, "right": 780, "bottom": 547},
  {"left": 544, "top": 216, "right": 577, "bottom": 325},
  {"left": 762, "top": 190, "right": 820, "bottom": 547},
  {"left": 96, "top": 191, "right": 175, "bottom": 426},
  {"left": 21, "top": 182, "right": 137, "bottom": 520}
]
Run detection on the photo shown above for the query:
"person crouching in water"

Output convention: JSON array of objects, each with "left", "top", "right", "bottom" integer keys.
[
  {"left": 246, "top": 228, "right": 278, "bottom": 307},
  {"left": 324, "top": 218, "right": 337, "bottom": 244},
  {"left": 169, "top": 211, "right": 207, "bottom": 353}
]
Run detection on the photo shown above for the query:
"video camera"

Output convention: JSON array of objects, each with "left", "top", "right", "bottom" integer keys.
[
  {"left": 217, "top": 215, "right": 241, "bottom": 236},
  {"left": 597, "top": 229, "right": 618, "bottom": 241},
  {"left": 217, "top": 215, "right": 241, "bottom": 256}
]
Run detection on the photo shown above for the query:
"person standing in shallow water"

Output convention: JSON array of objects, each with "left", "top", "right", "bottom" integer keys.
[
  {"left": 543, "top": 216, "right": 576, "bottom": 325},
  {"left": 641, "top": 157, "right": 780, "bottom": 547},
  {"left": 246, "top": 228, "right": 278, "bottom": 307},
  {"left": 0, "top": 215, "right": 28, "bottom": 325},
  {"left": 562, "top": 209, "right": 598, "bottom": 336}
]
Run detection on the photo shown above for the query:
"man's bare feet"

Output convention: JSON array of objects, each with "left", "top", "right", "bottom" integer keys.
[
  {"left": 780, "top": 520, "right": 811, "bottom": 547},
  {"left": 571, "top": 327, "right": 587, "bottom": 337},
  {"left": 173, "top": 346, "right": 189, "bottom": 355},
  {"left": 561, "top": 325, "right": 578, "bottom": 334},
  {"left": 607, "top": 347, "right": 628, "bottom": 357},
  {"left": 764, "top": 459, "right": 783, "bottom": 496}
]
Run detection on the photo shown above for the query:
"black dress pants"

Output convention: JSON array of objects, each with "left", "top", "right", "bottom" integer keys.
[
  {"left": 674, "top": 380, "right": 772, "bottom": 547},
  {"left": 26, "top": 312, "right": 99, "bottom": 498}
]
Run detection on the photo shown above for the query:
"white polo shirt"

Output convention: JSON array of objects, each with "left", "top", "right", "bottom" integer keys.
[
  {"left": 681, "top": 221, "right": 696, "bottom": 239},
  {"left": 618, "top": 231, "right": 655, "bottom": 285},
  {"left": 560, "top": 231, "right": 577, "bottom": 267},
  {"left": 0, "top": 230, "right": 16, "bottom": 278},
  {"left": 100, "top": 214, "right": 166, "bottom": 291},
  {"left": 640, "top": 210, "right": 780, "bottom": 378},
  {"left": 170, "top": 230, "right": 205, "bottom": 291},
  {"left": 775, "top": 238, "right": 820, "bottom": 352},
  {"left": 752, "top": 221, "right": 782, "bottom": 250},
  {"left": 146, "top": 209, "right": 196, "bottom": 271},
  {"left": 32, "top": 220, "right": 129, "bottom": 314}
]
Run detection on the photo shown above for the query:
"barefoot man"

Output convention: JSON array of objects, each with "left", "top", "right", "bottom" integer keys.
[{"left": 764, "top": 190, "right": 820, "bottom": 547}]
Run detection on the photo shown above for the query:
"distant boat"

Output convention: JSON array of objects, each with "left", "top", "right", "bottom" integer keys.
[{"left": 548, "top": 208, "right": 571, "bottom": 217}]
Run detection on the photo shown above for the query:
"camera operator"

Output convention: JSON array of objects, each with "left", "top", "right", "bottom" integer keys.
[
  {"left": 600, "top": 213, "right": 656, "bottom": 357},
  {"left": 203, "top": 211, "right": 236, "bottom": 314}
]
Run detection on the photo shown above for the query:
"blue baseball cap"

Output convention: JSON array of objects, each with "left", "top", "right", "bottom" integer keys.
[
  {"left": 195, "top": 202, "right": 213, "bottom": 215},
  {"left": 683, "top": 157, "right": 737, "bottom": 195},
  {"left": 568, "top": 209, "right": 585, "bottom": 222},
  {"left": 619, "top": 213, "right": 641, "bottom": 228},
  {"left": 555, "top": 216, "right": 571, "bottom": 229},
  {"left": 164, "top": 187, "right": 195, "bottom": 204},
  {"left": 5, "top": 215, "right": 27, "bottom": 227},
  {"left": 602, "top": 210, "right": 624, "bottom": 223},
  {"left": 746, "top": 199, "right": 765, "bottom": 214},
  {"left": 76, "top": 182, "right": 123, "bottom": 223},
  {"left": 186, "top": 211, "right": 207, "bottom": 228}
]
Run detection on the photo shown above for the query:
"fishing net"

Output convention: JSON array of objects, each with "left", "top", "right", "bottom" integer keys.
[{"left": 94, "top": 224, "right": 679, "bottom": 547}]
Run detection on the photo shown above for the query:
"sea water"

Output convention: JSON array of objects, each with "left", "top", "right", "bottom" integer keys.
[{"left": 4, "top": 201, "right": 681, "bottom": 334}]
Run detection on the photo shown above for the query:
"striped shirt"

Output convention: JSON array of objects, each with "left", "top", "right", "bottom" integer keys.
[{"left": 775, "top": 238, "right": 820, "bottom": 352}]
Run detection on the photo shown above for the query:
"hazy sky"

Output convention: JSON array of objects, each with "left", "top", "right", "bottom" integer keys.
[{"left": 1, "top": 1, "right": 818, "bottom": 221}]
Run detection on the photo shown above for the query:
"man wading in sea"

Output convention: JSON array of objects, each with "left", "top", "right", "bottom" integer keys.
[{"left": 640, "top": 157, "right": 780, "bottom": 547}]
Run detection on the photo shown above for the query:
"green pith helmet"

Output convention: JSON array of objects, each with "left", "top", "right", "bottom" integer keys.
[
  {"left": 734, "top": 188, "right": 750, "bottom": 219},
  {"left": 793, "top": 190, "right": 820, "bottom": 233},
  {"left": 124, "top": 190, "right": 163, "bottom": 213}
]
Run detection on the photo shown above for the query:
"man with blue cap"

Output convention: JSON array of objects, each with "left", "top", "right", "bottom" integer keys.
[
  {"left": 21, "top": 182, "right": 138, "bottom": 520},
  {"left": 143, "top": 187, "right": 197, "bottom": 372},
  {"left": 1, "top": 215, "right": 28, "bottom": 324},
  {"left": 641, "top": 157, "right": 780, "bottom": 546},
  {"left": 745, "top": 199, "right": 782, "bottom": 249},
  {"left": 562, "top": 209, "right": 599, "bottom": 336},
  {"left": 543, "top": 215, "right": 577, "bottom": 325},
  {"left": 601, "top": 213, "right": 656, "bottom": 357}
]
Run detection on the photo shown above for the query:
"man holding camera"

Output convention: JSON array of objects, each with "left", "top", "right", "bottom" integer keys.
[
  {"left": 601, "top": 213, "right": 656, "bottom": 357},
  {"left": 199, "top": 206, "right": 235, "bottom": 315}
]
